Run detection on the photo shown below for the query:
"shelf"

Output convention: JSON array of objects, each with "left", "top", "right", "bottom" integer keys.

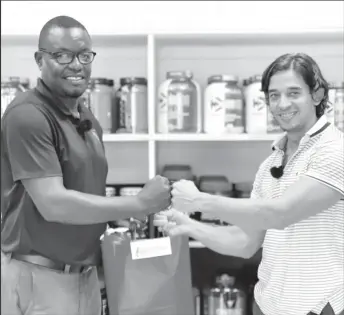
[
  {"left": 154, "top": 133, "right": 283, "bottom": 142},
  {"left": 155, "top": 30, "right": 344, "bottom": 47},
  {"left": 102, "top": 133, "right": 283, "bottom": 142},
  {"left": 102, "top": 134, "right": 150, "bottom": 142},
  {"left": 189, "top": 241, "right": 205, "bottom": 248}
]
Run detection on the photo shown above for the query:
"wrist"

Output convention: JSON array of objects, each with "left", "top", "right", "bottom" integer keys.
[
  {"left": 194, "top": 192, "right": 212, "bottom": 213},
  {"left": 133, "top": 195, "right": 148, "bottom": 214},
  {"left": 184, "top": 215, "right": 197, "bottom": 236}
]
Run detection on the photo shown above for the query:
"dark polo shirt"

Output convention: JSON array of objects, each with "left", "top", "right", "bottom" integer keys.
[{"left": 1, "top": 78, "right": 108, "bottom": 266}]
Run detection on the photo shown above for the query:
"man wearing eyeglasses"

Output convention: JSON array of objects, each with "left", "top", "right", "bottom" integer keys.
[{"left": 1, "top": 16, "right": 171, "bottom": 315}]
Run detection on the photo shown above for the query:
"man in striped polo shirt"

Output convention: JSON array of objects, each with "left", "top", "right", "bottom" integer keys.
[{"left": 154, "top": 53, "right": 344, "bottom": 315}]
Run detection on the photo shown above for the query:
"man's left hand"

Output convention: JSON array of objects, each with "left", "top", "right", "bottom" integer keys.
[{"left": 171, "top": 180, "right": 201, "bottom": 213}]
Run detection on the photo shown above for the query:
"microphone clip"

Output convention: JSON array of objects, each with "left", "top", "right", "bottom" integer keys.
[
  {"left": 270, "top": 165, "right": 284, "bottom": 179},
  {"left": 76, "top": 119, "right": 93, "bottom": 136}
]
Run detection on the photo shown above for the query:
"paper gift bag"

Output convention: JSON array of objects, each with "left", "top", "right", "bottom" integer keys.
[{"left": 101, "top": 231, "right": 194, "bottom": 315}]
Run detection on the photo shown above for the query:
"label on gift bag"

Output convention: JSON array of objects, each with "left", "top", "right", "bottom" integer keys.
[{"left": 130, "top": 237, "right": 172, "bottom": 260}]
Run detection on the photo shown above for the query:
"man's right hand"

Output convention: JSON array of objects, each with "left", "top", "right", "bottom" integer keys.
[
  {"left": 153, "top": 209, "right": 193, "bottom": 237},
  {"left": 137, "top": 175, "right": 171, "bottom": 214}
]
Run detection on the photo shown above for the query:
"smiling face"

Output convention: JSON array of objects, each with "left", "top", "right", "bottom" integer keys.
[
  {"left": 268, "top": 69, "right": 319, "bottom": 135},
  {"left": 35, "top": 26, "right": 92, "bottom": 99}
]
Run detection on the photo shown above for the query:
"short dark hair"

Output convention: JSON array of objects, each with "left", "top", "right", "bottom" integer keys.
[
  {"left": 38, "top": 15, "right": 90, "bottom": 49},
  {"left": 261, "top": 53, "right": 329, "bottom": 118}
]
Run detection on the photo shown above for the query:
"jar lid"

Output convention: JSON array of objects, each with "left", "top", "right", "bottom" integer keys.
[
  {"left": 19, "top": 78, "right": 30, "bottom": 86},
  {"left": 107, "top": 79, "right": 115, "bottom": 87},
  {"left": 163, "top": 164, "right": 192, "bottom": 171},
  {"left": 208, "top": 75, "right": 239, "bottom": 85},
  {"left": 132, "top": 77, "right": 147, "bottom": 85},
  {"left": 119, "top": 187, "right": 142, "bottom": 196},
  {"left": 329, "top": 81, "right": 344, "bottom": 89},
  {"left": 166, "top": 71, "right": 193, "bottom": 79},
  {"left": 1, "top": 77, "right": 29, "bottom": 88},
  {"left": 162, "top": 164, "right": 194, "bottom": 181},
  {"left": 249, "top": 74, "right": 263, "bottom": 84},
  {"left": 242, "top": 78, "right": 249, "bottom": 86},
  {"left": 198, "top": 175, "right": 231, "bottom": 193},
  {"left": 91, "top": 78, "right": 108, "bottom": 85},
  {"left": 120, "top": 77, "right": 147, "bottom": 86},
  {"left": 233, "top": 182, "right": 253, "bottom": 192},
  {"left": 9, "top": 76, "right": 21, "bottom": 82}
]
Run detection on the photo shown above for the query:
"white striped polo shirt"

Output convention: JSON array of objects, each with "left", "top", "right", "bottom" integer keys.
[{"left": 252, "top": 115, "right": 344, "bottom": 315}]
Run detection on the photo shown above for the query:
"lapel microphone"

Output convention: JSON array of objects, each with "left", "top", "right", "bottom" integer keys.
[
  {"left": 76, "top": 119, "right": 92, "bottom": 135},
  {"left": 74, "top": 104, "right": 93, "bottom": 136},
  {"left": 270, "top": 165, "right": 284, "bottom": 179}
]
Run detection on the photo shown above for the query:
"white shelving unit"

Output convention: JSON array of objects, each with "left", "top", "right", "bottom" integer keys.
[
  {"left": 189, "top": 241, "right": 205, "bottom": 249},
  {"left": 2, "top": 30, "right": 343, "bottom": 188}
]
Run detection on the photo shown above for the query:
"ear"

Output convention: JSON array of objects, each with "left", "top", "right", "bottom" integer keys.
[
  {"left": 34, "top": 51, "right": 43, "bottom": 70},
  {"left": 312, "top": 87, "right": 325, "bottom": 106}
]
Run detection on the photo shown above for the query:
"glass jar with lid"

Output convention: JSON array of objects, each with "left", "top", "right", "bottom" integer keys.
[
  {"left": 333, "top": 81, "right": 344, "bottom": 131},
  {"left": 243, "top": 74, "right": 268, "bottom": 134},
  {"left": 204, "top": 75, "right": 244, "bottom": 134},
  {"left": 116, "top": 77, "right": 148, "bottom": 134},
  {"left": 1, "top": 77, "right": 30, "bottom": 117},
  {"left": 90, "top": 78, "right": 113, "bottom": 134},
  {"left": 158, "top": 71, "right": 201, "bottom": 133}
]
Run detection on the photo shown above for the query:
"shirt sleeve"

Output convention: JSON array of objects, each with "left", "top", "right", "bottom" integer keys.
[
  {"left": 305, "top": 137, "right": 344, "bottom": 195},
  {"left": 2, "top": 104, "right": 62, "bottom": 181}
]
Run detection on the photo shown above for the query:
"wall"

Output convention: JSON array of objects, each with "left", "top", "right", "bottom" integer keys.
[{"left": 2, "top": 1, "right": 343, "bottom": 35}]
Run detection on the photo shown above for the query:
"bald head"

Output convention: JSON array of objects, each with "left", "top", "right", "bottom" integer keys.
[
  {"left": 35, "top": 15, "right": 93, "bottom": 100},
  {"left": 38, "top": 15, "right": 90, "bottom": 49}
]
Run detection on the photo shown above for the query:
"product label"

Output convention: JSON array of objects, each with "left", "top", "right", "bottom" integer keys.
[
  {"left": 267, "top": 111, "right": 282, "bottom": 133},
  {"left": 119, "top": 90, "right": 129, "bottom": 129},
  {"left": 130, "top": 237, "right": 172, "bottom": 260},
  {"left": 204, "top": 95, "right": 226, "bottom": 134},
  {"left": 159, "top": 92, "right": 168, "bottom": 112},
  {"left": 252, "top": 94, "right": 266, "bottom": 112},
  {"left": 325, "top": 102, "right": 335, "bottom": 124},
  {"left": 167, "top": 92, "right": 191, "bottom": 131},
  {"left": 334, "top": 94, "right": 344, "bottom": 131},
  {"left": 224, "top": 99, "right": 244, "bottom": 133}
]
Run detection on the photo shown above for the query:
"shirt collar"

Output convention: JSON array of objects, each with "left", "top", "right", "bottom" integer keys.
[
  {"left": 271, "top": 115, "right": 329, "bottom": 151},
  {"left": 34, "top": 78, "right": 82, "bottom": 119}
]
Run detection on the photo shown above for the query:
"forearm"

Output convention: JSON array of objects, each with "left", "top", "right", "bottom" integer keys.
[
  {"left": 196, "top": 193, "right": 285, "bottom": 230},
  {"left": 48, "top": 190, "right": 144, "bottom": 225},
  {"left": 188, "top": 220, "right": 258, "bottom": 258}
]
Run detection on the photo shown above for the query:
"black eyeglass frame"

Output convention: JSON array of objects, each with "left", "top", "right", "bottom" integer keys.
[{"left": 38, "top": 48, "right": 97, "bottom": 65}]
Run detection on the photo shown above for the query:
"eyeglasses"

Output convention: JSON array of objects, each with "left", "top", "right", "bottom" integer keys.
[{"left": 38, "top": 49, "right": 97, "bottom": 65}]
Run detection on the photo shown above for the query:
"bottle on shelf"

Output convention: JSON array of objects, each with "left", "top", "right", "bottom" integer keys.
[
  {"left": 242, "top": 75, "right": 268, "bottom": 135},
  {"left": 204, "top": 75, "right": 245, "bottom": 135},
  {"left": 1, "top": 76, "right": 30, "bottom": 117},
  {"left": 333, "top": 81, "right": 344, "bottom": 132},
  {"left": 116, "top": 77, "right": 148, "bottom": 134},
  {"left": 198, "top": 175, "right": 233, "bottom": 226},
  {"left": 90, "top": 78, "right": 113, "bottom": 134},
  {"left": 157, "top": 70, "right": 202, "bottom": 133},
  {"left": 207, "top": 273, "right": 247, "bottom": 315},
  {"left": 193, "top": 286, "right": 202, "bottom": 315}
]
